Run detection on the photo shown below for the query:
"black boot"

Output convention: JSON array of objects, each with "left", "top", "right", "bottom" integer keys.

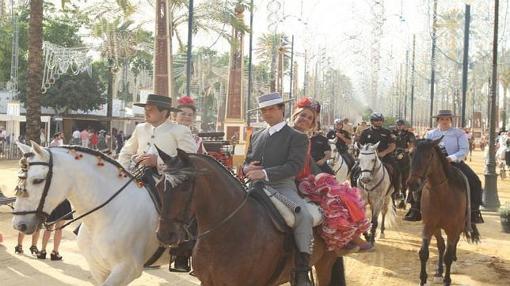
[
  {"left": 471, "top": 209, "right": 484, "bottom": 224},
  {"left": 169, "top": 256, "right": 191, "bottom": 272},
  {"left": 404, "top": 199, "right": 421, "bottom": 221},
  {"left": 293, "top": 252, "right": 312, "bottom": 286}
]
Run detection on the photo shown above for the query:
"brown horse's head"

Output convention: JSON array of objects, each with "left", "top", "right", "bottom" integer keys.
[
  {"left": 155, "top": 147, "right": 196, "bottom": 246},
  {"left": 407, "top": 137, "right": 443, "bottom": 201}
]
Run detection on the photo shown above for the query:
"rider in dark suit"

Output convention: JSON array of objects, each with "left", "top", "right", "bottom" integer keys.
[{"left": 243, "top": 92, "right": 313, "bottom": 286}]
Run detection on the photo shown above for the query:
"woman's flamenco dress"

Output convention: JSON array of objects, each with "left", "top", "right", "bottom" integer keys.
[{"left": 297, "top": 170, "right": 371, "bottom": 251}]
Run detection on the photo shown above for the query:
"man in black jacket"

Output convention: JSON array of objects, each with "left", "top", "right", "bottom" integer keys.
[{"left": 244, "top": 92, "right": 312, "bottom": 286}]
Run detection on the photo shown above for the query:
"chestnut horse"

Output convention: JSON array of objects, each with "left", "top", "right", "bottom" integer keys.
[
  {"left": 155, "top": 149, "right": 346, "bottom": 286},
  {"left": 407, "top": 138, "right": 480, "bottom": 286}
]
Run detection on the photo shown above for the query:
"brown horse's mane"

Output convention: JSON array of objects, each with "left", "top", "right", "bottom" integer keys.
[
  {"left": 415, "top": 140, "right": 465, "bottom": 187},
  {"left": 189, "top": 154, "right": 247, "bottom": 192}
]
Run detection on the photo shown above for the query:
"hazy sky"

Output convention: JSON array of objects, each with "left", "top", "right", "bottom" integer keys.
[{"left": 38, "top": 0, "right": 507, "bottom": 103}]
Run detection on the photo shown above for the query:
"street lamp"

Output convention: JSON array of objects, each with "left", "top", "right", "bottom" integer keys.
[{"left": 484, "top": 0, "right": 501, "bottom": 210}]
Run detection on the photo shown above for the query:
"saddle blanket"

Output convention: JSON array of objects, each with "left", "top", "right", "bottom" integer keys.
[{"left": 263, "top": 186, "right": 323, "bottom": 228}]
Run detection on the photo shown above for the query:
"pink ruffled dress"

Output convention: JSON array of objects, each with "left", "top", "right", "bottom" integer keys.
[{"left": 297, "top": 148, "right": 371, "bottom": 250}]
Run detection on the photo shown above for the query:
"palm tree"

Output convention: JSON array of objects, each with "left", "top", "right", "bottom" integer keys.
[
  {"left": 25, "top": 0, "right": 43, "bottom": 143},
  {"left": 255, "top": 33, "right": 289, "bottom": 92}
]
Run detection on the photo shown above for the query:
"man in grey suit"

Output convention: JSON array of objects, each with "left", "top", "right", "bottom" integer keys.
[{"left": 243, "top": 92, "right": 313, "bottom": 286}]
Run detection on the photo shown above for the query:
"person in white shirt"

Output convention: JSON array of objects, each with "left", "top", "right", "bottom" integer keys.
[{"left": 118, "top": 94, "right": 197, "bottom": 171}]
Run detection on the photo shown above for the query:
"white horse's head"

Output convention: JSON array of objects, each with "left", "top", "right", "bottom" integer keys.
[
  {"left": 357, "top": 142, "right": 381, "bottom": 184},
  {"left": 12, "top": 141, "right": 67, "bottom": 234}
]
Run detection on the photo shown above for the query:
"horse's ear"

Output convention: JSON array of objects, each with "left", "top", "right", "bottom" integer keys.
[
  {"left": 155, "top": 145, "right": 173, "bottom": 163},
  {"left": 373, "top": 141, "right": 381, "bottom": 150},
  {"left": 432, "top": 136, "right": 444, "bottom": 146},
  {"left": 16, "top": 141, "right": 32, "bottom": 154},
  {"left": 30, "top": 140, "right": 46, "bottom": 157}
]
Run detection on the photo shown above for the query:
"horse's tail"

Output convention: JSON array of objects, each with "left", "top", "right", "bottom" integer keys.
[
  {"left": 464, "top": 223, "right": 481, "bottom": 244},
  {"left": 330, "top": 257, "right": 346, "bottom": 286}
]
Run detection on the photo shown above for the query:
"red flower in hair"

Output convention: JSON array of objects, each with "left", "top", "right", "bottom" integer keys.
[
  {"left": 296, "top": 97, "right": 313, "bottom": 108},
  {"left": 177, "top": 96, "right": 195, "bottom": 106},
  {"left": 296, "top": 97, "right": 320, "bottom": 113}
]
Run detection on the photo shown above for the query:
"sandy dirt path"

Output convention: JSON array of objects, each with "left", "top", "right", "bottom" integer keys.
[{"left": 1, "top": 150, "right": 509, "bottom": 285}]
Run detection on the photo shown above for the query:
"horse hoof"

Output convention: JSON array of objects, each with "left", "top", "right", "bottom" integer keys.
[
  {"left": 380, "top": 233, "right": 385, "bottom": 239},
  {"left": 433, "top": 276, "right": 443, "bottom": 284}
]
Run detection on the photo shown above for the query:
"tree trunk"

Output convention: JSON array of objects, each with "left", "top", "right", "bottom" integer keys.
[{"left": 26, "top": 0, "right": 43, "bottom": 144}]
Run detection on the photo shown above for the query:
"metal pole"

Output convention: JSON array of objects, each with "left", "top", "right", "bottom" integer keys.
[
  {"left": 429, "top": 0, "right": 438, "bottom": 128},
  {"left": 484, "top": 0, "right": 501, "bottom": 210},
  {"left": 404, "top": 49, "right": 409, "bottom": 120},
  {"left": 186, "top": 0, "right": 194, "bottom": 97},
  {"left": 289, "top": 35, "right": 294, "bottom": 99},
  {"left": 461, "top": 4, "right": 471, "bottom": 127},
  {"left": 246, "top": 0, "right": 254, "bottom": 126},
  {"left": 411, "top": 34, "right": 416, "bottom": 126},
  {"left": 303, "top": 49, "right": 308, "bottom": 97}
]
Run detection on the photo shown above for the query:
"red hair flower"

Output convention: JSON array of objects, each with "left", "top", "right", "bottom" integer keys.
[
  {"left": 295, "top": 97, "right": 320, "bottom": 113},
  {"left": 177, "top": 96, "right": 195, "bottom": 106}
]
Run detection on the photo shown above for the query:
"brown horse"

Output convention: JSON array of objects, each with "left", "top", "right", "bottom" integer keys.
[
  {"left": 155, "top": 149, "right": 346, "bottom": 286},
  {"left": 407, "top": 138, "right": 480, "bottom": 286}
]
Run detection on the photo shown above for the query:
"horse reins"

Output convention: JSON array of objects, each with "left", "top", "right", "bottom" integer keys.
[
  {"left": 13, "top": 148, "right": 139, "bottom": 232},
  {"left": 170, "top": 175, "right": 250, "bottom": 242}
]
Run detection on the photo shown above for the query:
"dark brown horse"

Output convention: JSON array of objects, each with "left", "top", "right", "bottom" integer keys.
[
  {"left": 407, "top": 138, "right": 480, "bottom": 286},
  {"left": 155, "top": 149, "right": 346, "bottom": 286}
]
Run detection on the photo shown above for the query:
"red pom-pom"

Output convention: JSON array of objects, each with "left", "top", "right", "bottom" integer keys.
[{"left": 177, "top": 96, "right": 195, "bottom": 106}]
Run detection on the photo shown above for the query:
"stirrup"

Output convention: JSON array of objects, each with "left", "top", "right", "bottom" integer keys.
[{"left": 471, "top": 210, "right": 484, "bottom": 224}]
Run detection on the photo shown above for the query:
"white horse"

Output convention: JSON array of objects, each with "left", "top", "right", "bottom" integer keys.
[
  {"left": 357, "top": 142, "right": 396, "bottom": 245},
  {"left": 12, "top": 142, "right": 168, "bottom": 286},
  {"left": 329, "top": 143, "right": 350, "bottom": 183}
]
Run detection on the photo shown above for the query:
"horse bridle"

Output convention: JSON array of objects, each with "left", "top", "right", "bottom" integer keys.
[
  {"left": 359, "top": 151, "right": 382, "bottom": 176},
  {"left": 12, "top": 151, "right": 54, "bottom": 224},
  {"left": 12, "top": 148, "right": 137, "bottom": 231},
  {"left": 409, "top": 149, "right": 448, "bottom": 195}
]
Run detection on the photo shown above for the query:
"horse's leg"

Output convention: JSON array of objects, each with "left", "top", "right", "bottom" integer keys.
[
  {"left": 101, "top": 260, "right": 143, "bottom": 286},
  {"left": 77, "top": 225, "right": 109, "bottom": 284},
  {"left": 443, "top": 235, "right": 458, "bottom": 286},
  {"left": 419, "top": 237, "right": 431, "bottom": 286},
  {"left": 380, "top": 196, "right": 388, "bottom": 240},
  {"left": 314, "top": 253, "right": 338, "bottom": 286},
  {"left": 370, "top": 206, "right": 380, "bottom": 245},
  {"left": 433, "top": 230, "right": 445, "bottom": 282}
]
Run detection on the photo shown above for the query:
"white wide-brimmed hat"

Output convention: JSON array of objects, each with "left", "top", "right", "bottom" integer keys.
[{"left": 248, "top": 92, "right": 293, "bottom": 113}]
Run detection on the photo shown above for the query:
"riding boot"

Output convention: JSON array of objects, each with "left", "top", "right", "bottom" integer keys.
[
  {"left": 293, "top": 252, "right": 312, "bottom": 286},
  {"left": 404, "top": 198, "right": 421, "bottom": 221}
]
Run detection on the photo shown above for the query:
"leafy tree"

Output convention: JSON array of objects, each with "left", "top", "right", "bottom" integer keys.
[{"left": 42, "top": 71, "right": 106, "bottom": 115}]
